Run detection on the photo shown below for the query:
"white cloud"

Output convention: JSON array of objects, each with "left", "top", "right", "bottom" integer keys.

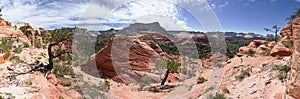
[
  {"left": 295, "top": 0, "right": 300, "bottom": 2},
  {"left": 0, "top": 0, "right": 195, "bottom": 31},
  {"left": 210, "top": 1, "right": 229, "bottom": 11}
]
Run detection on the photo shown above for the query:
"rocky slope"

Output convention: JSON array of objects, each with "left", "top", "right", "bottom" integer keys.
[
  {"left": 0, "top": 18, "right": 83, "bottom": 98},
  {"left": 81, "top": 18, "right": 300, "bottom": 98}
]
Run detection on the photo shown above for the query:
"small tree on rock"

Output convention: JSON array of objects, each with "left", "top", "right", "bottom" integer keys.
[
  {"left": 264, "top": 25, "right": 280, "bottom": 42},
  {"left": 44, "top": 28, "right": 73, "bottom": 77},
  {"left": 158, "top": 59, "right": 181, "bottom": 85}
]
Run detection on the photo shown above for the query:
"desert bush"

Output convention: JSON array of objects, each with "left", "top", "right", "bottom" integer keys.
[
  {"left": 280, "top": 65, "right": 291, "bottom": 73},
  {"left": 0, "top": 37, "right": 14, "bottom": 54},
  {"left": 222, "top": 87, "right": 230, "bottom": 94},
  {"left": 261, "top": 49, "right": 271, "bottom": 56},
  {"left": 247, "top": 49, "right": 256, "bottom": 57},
  {"left": 14, "top": 46, "right": 22, "bottom": 53},
  {"left": 278, "top": 73, "right": 284, "bottom": 81},
  {"left": 213, "top": 93, "right": 226, "bottom": 99},
  {"left": 235, "top": 68, "right": 251, "bottom": 81},
  {"left": 23, "top": 42, "right": 30, "bottom": 48},
  {"left": 197, "top": 77, "right": 207, "bottom": 84},
  {"left": 53, "top": 62, "right": 74, "bottom": 78},
  {"left": 98, "top": 80, "right": 110, "bottom": 92},
  {"left": 282, "top": 40, "right": 293, "bottom": 49},
  {"left": 207, "top": 93, "right": 226, "bottom": 99},
  {"left": 34, "top": 41, "right": 41, "bottom": 48},
  {"left": 140, "top": 76, "right": 152, "bottom": 90}
]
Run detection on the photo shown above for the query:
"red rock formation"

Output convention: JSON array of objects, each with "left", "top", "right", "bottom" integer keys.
[
  {"left": 289, "top": 18, "right": 300, "bottom": 99},
  {"left": 0, "top": 17, "right": 12, "bottom": 27},
  {"left": 20, "top": 25, "right": 36, "bottom": 48},
  {"left": 32, "top": 72, "right": 82, "bottom": 99},
  {"left": 270, "top": 40, "right": 292, "bottom": 56},
  {"left": 84, "top": 34, "right": 174, "bottom": 83}
]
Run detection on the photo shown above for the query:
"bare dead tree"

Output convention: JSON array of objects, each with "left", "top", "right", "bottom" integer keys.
[{"left": 264, "top": 25, "right": 280, "bottom": 42}]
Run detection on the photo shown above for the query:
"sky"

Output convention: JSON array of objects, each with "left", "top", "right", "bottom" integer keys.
[{"left": 0, "top": 0, "right": 299, "bottom": 35}]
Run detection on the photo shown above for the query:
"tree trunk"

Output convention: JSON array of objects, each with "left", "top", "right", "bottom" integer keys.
[
  {"left": 161, "top": 69, "right": 170, "bottom": 85},
  {"left": 45, "top": 44, "right": 54, "bottom": 70}
]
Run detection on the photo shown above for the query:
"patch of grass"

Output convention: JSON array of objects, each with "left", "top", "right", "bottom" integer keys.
[
  {"left": 207, "top": 93, "right": 226, "bottom": 99},
  {"left": 213, "top": 93, "right": 226, "bottom": 99},
  {"left": 261, "top": 49, "right": 271, "bottom": 56},
  {"left": 197, "top": 77, "right": 207, "bottom": 84},
  {"left": 282, "top": 40, "right": 293, "bottom": 49},
  {"left": 235, "top": 68, "right": 251, "bottom": 81},
  {"left": 53, "top": 64, "right": 74, "bottom": 78}
]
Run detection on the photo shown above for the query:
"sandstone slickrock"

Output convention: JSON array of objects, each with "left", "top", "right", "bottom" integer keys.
[
  {"left": 270, "top": 40, "right": 292, "bottom": 56},
  {"left": 84, "top": 34, "right": 173, "bottom": 83}
]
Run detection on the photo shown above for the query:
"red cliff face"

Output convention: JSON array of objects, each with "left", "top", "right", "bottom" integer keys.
[
  {"left": 288, "top": 18, "right": 300, "bottom": 99},
  {"left": 84, "top": 34, "right": 175, "bottom": 83}
]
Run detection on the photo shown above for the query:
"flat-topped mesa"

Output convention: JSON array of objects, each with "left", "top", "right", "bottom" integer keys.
[{"left": 118, "top": 22, "right": 168, "bottom": 34}]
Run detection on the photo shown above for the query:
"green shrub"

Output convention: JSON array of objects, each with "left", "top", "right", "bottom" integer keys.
[
  {"left": 282, "top": 40, "right": 293, "bottom": 49},
  {"left": 222, "top": 87, "right": 230, "bottom": 94},
  {"left": 53, "top": 64, "right": 74, "bottom": 78},
  {"left": 235, "top": 68, "right": 251, "bottom": 81},
  {"left": 0, "top": 37, "right": 14, "bottom": 54},
  {"left": 23, "top": 42, "right": 30, "bottom": 48},
  {"left": 247, "top": 49, "right": 256, "bottom": 57},
  {"left": 9, "top": 75, "right": 17, "bottom": 80},
  {"left": 14, "top": 46, "right": 22, "bottom": 53},
  {"left": 34, "top": 41, "right": 41, "bottom": 48},
  {"left": 280, "top": 65, "right": 291, "bottom": 73},
  {"left": 140, "top": 76, "right": 151, "bottom": 90},
  {"left": 98, "top": 80, "right": 110, "bottom": 92},
  {"left": 104, "top": 80, "right": 110, "bottom": 90},
  {"left": 197, "top": 77, "right": 207, "bottom": 84},
  {"left": 278, "top": 73, "right": 284, "bottom": 81},
  {"left": 213, "top": 93, "right": 226, "bottom": 99},
  {"left": 261, "top": 49, "right": 271, "bottom": 56}
]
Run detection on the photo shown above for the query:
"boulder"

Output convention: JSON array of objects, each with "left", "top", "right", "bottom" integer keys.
[
  {"left": 237, "top": 46, "right": 250, "bottom": 56},
  {"left": 248, "top": 40, "right": 267, "bottom": 48},
  {"left": 267, "top": 41, "right": 277, "bottom": 49},
  {"left": 270, "top": 41, "right": 292, "bottom": 56},
  {"left": 256, "top": 45, "right": 270, "bottom": 54}
]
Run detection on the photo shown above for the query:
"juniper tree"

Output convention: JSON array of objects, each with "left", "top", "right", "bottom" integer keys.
[
  {"left": 44, "top": 28, "right": 73, "bottom": 77},
  {"left": 156, "top": 59, "right": 181, "bottom": 85}
]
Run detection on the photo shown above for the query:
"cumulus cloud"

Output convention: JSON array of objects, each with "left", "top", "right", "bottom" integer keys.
[{"left": 0, "top": 0, "right": 196, "bottom": 31}]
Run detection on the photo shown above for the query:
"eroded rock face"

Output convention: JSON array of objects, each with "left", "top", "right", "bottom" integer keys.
[
  {"left": 0, "top": 17, "right": 12, "bottom": 27},
  {"left": 84, "top": 34, "right": 173, "bottom": 83},
  {"left": 289, "top": 18, "right": 300, "bottom": 99},
  {"left": 270, "top": 40, "right": 292, "bottom": 56}
]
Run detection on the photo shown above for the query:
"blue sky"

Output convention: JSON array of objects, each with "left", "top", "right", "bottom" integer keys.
[
  {"left": 0, "top": 0, "right": 299, "bottom": 35},
  {"left": 206, "top": 0, "right": 300, "bottom": 34}
]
